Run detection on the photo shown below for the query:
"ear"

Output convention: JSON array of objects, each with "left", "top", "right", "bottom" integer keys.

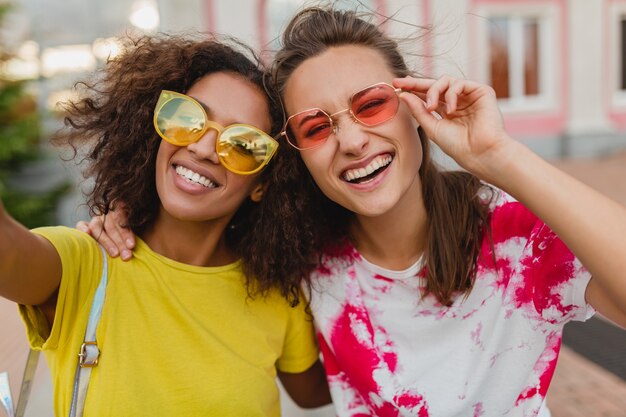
[{"left": 249, "top": 183, "right": 264, "bottom": 202}]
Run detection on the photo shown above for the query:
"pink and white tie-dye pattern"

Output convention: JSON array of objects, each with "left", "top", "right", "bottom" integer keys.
[{"left": 308, "top": 189, "right": 594, "bottom": 416}]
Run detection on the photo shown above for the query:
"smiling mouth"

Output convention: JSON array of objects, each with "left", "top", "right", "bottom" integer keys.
[
  {"left": 174, "top": 165, "right": 218, "bottom": 188},
  {"left": 342, "top": 154, "right": 393, "bottom": 184}
]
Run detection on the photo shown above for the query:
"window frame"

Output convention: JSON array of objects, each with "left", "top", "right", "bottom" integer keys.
[
  {"left": 611, "top": 2, "right": 626, "bottom": 108},
  {"left": 475, "top": 3, "right": 559, "bottom": 114}
]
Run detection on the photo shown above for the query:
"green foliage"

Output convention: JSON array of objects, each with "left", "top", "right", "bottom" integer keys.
[
  {"left": 1, "top": 181, "right": 72, "bottom": 226},
  {"left": 0, "top": 2, "right": 70, "bottom": 228},
  {"left": 0, "top": 83, "right": 40, "bottom": 163}
]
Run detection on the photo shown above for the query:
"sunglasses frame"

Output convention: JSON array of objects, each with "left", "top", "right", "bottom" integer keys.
[
  {"left": 280, "top": 82, "right": 403, "bottom": 150},
  {"left": 154, "top": 90, "right": 279, "bottom": 175}
]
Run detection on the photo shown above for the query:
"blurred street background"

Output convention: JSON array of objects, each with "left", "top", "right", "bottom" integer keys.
[{"left": 1, "top": 0, "right": 625, "bottom": 416}]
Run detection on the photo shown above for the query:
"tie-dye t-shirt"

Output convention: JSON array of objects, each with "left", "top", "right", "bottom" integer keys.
[{"left": 308, "top": 189, "right": 594, "bottom": 417}]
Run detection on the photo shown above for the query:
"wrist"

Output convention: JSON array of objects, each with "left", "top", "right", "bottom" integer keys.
[{"left": 467, "top": 137, "right": 524, "bottom": 185}]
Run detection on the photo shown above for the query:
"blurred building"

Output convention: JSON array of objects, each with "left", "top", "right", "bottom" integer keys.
[
  {"left": 1, "top": 0, "right": 625, "bottom": 225},
  {"left": 0, "top": 2, "right": 624, "bottom": 417},
  {"left": 4, "top": 0, "right": 625, "bottom": 151}
]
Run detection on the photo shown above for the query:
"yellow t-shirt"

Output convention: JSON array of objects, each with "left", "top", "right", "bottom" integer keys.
[{"left": 20, "top": 227, "right": 319, "bottom": 417}]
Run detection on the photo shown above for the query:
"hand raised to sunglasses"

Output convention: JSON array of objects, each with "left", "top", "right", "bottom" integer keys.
[
  {"left": 76, "top": 205, "right": 135, "bottom": 261},
  {"left": 394, "top": 75, "right": 513, "bottom": 185}
]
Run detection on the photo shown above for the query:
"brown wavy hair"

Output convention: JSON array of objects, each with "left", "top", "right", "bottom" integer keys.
[
  {"left": 56, "top": 33, "right": 296, "bottom": 298},
  {"left": 242, "top": 6, "right": 492, "bottom": 306}
]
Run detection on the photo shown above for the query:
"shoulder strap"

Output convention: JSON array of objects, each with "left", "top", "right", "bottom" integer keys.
[
  {"left": 13, "top": 349, "right": 40, "bottom": 417},
  {"left": 1, "top": 247, "right": 110, "bottom": 417},
  {"left": 68, "top": 245, "right": 109, "bottom": 417},
  {"left": 1, "top": 349, "right": 39, "bottom": 417}
]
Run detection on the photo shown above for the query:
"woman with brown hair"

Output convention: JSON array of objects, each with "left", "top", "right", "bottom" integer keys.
[
  {"left": 252, "top": 6, "right": 626, "bottom": 416},
  {"left": 0, "top": 33, "right": 329, "bottom": 416}
]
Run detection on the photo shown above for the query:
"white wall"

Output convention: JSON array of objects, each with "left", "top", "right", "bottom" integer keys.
[{"left": 567, "top": 0, "right": 610, "bottom": 134}]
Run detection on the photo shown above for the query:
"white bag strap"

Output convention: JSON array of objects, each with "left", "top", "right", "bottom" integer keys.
[
  {"left": 1, "top": 317, "right": 42, "bottom": 417},
  {"left": 68, "top": 245, "right": 109, "bottom": 417},
  {"left": 1, "top": 245, "right": 109, "bottom": 417},
  {"left": 14, "top": 349, "right": 40, "bottom": 417}
]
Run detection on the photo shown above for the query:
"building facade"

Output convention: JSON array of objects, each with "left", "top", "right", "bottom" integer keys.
[
  {"left": 7, "top": 0, "right": 626, "bottom": 158},
  {"left": 197, "top": 0, "right": 626, "bottom": 158}
]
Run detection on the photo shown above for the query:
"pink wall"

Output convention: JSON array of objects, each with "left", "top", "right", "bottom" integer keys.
[
  {"left": 215, "top": 0, "right": 585, "bottom": 138},
  {"left": 203, "top": 0, "right": 216, "bottom": 33}
]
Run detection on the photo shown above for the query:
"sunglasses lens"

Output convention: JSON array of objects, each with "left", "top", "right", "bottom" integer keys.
[
  {"left": 217, "top": 126, "right": 277, "bottom": 174},
  {"left": 155, "top": 96, "right": 206, "bottom": 145},
  {"left": 351, "top": 84, "right": 399, "bottom": 126},
  {"left": 286, "top": 109, "right": 332, "bottom": 149},
  {"left": 283, "top": 84, "right": 399, "bottom": 150}
]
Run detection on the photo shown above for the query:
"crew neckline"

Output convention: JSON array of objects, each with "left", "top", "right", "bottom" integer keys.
[
  {"left": 134, "top": 236, "right": 242, "bottom": 273},
  {"left": 357, "top": 249, "right": 426, "bottom": 281}
]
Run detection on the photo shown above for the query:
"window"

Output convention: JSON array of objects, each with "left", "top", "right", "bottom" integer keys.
[{"left": 488, "top": 15, "right": 543, "bottom": 104}]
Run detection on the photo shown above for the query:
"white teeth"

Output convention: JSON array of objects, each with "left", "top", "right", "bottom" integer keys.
[
  {"left": 175, "top": 165, "right": 217, "bottom": 188},
  {"left": 343, "top": 154, "right": 393, "bottom": 182}
]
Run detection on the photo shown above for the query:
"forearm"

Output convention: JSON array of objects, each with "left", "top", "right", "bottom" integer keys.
[
  {"left": 398, "top": 75, "right": 626, "bottom": 313},
  {"left": 278, "top": 360, "right": 332, "bottom": 408},
  {"left": 484, "top": 141, "right": 626, "bottom": 310},
  {"left": 0, "top": 206, "right": 62, "bottom": 305}
]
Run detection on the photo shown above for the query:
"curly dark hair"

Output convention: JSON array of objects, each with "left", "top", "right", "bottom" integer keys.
[
  {"left": 56, "top": 33, "right": 297, "bottom": 300},
  {"left": 241, "top": 6, "right": 492, "bottom": 306}
]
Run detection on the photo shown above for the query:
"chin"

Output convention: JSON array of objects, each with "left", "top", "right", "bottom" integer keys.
[{"left": 352, "top": 202, "right": 395, "bottom": 217}]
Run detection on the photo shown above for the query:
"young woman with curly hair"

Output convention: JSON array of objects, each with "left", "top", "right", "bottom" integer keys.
[
  {"left": 0, "top": 33, "right": 329, "bottom": 416},
  {"left": 84, "top": 6, "right": 626, "bottom": 417}
]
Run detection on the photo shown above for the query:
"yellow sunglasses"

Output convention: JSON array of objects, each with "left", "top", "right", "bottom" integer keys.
[{"left": 153, "top": 90, "right": 279, "bottom": 175}]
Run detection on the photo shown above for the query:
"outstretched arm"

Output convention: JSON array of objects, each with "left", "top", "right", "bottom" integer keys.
[
  {"left": 395, "top": 76, "right": 626, "bottom": 327},
  {"left": 0, "top": 199, "right": 61, "bottom": 307}
]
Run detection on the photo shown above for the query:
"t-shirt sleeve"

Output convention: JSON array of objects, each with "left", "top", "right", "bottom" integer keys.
[
  {"left": 19, "top": 226, "right": 103, "bottom": 350},
  {"left": 275, "top": 296, "right": 319, "bottom": 374},
  {"left": 491, "top": 193, "right": 594, "bottom": 325}
]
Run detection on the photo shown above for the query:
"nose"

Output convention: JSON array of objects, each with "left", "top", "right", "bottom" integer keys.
[
  {"left": 186, "top": 128, "right": 220, "bottom": 164},
  {"left": 333, "top": 114, "right": 369, "bottom": 156}
]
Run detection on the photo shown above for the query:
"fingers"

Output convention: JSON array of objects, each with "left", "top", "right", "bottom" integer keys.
[
  {"left": 101, "top": 211, "right": 135, "bottom": 261},
  {"left": 394, "top": 75, "right": 487, "bottom": 114},
  {"left": 80, "top": 215, "right": 120, "bottom": 258},
  {"left": 108, "top": 209, "right": 136, "bottom": 250},
  {"left": 76, "top": 220, "right": 92, "bottom": 235},
  {"left": 397, "top": 90, "right": 442, "bottom": 141},
  {"left": 76, "top": 212, "right": 135, "bottom": 261}
]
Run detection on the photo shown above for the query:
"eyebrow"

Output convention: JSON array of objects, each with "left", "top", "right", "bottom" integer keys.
[
  {"left": 190, "top": 96, "right": 212, "bottom": 116},
  {"left": 295, "top": 110, "right": 326, "bottom": 128}
]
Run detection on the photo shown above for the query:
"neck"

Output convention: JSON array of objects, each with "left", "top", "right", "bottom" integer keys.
[
  {"left": 141, "top": 209, "right": 236, "bottom": 267},
  {"left": 350, "top": 181, "right": 428, "bottom": 270}
]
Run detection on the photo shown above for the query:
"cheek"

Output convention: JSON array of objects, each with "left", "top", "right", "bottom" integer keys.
[
  {"left": 398, "top": 114, "right": 423, "bottom": 167},
  {"left": 155, "top": 141, "right": 175, "bottom": 166},
  {"left": 226, "top": 174, "right": 260, "bottom": 200},
  {"left": 154, "top": 143, "right": 168, "bottom": 178},
  {"left": 414, "top": 125, "right": 425, "bottom": 167},
  {"left": 301, "top": 151, "right": 331, "bottom": 187},
  {"left": 414, "top": 134, "right": 424, "bottom": 167},
  {"left": 154, "top": 141, "right": 178, "bottom": 197}
]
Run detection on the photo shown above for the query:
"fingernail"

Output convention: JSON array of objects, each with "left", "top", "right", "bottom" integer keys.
[
  {"left": 122, "top": 250, "right": 132, "bottom": 260},
  {"left": 109, "top": 247, "right": 119, "bottom": 257},
  {"left": 426, "top": 98, "right": 432, "bottom": 108},
  {"left": 126, "top": 239, "right": 135, "bottom": 248}
]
